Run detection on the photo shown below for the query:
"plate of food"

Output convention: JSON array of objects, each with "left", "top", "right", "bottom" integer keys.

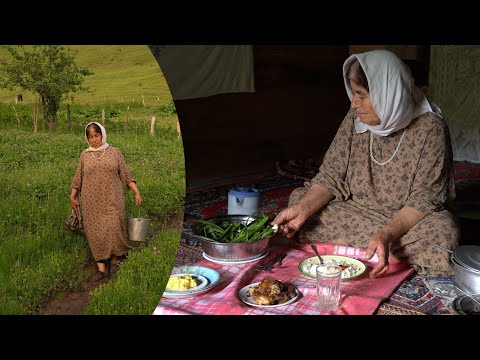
[
  {"left": 162, "top": 266, "right": 220, "bottom": 299},
  {"left": 238, "top": 277, "right": 299, "bottom": 308},
  {"left": 164, "top": 273, "right": 208, "bottom": 292},
  {"left": 298, "top": 255, "right": 366, "bottom": 281}
]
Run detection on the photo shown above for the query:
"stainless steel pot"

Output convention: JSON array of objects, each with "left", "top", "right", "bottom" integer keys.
[
  {"left": 437, "top": 244, "right": 480, "bottom": 296},
  {"left": 453, "top": 294, "right": 480, "bottom": 315},
  {"left": 452, "top": 256, "right": 480, "bottom": 296},
  {"left": 191, "top": 214, "right": 272, "bottom": 261}
]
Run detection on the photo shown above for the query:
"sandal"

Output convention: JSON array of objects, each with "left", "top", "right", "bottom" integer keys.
[
  {"left": 105, "top": 259, "right": 120, "bottom": 274},
  {"left": 91, "top": 270, "right": 109, "bottom": 282},
  {"left": 109, "top": 263, "right": 120, "bottom": 274}
]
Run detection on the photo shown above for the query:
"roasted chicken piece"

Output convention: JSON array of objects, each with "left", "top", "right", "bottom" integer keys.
[{"left": 247, "top": 277, "right": 296, "bottom": 305}]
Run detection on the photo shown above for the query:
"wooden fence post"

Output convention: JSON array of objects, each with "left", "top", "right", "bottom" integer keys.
[
  {"left": 11, "top": 104, "right": 20, "bottom": 125},
  {"left": 101, "top": 109, "right": 105, "bottom": 127},
  {"left": 66, "top": 104, "right": 72, "bottom": 132},
  {"left": 150, "top": 116, "right": 155, "bottom": 136},
  {"left": 142, "top": 94, "right": 146, "bottom": 107},
  {"left": 157, "top": 96, "right": 160, "bottom": 103},
  {"left": 33, "top": 98, "right": 39, "bottom": 134},
  {"left": 176, "top": 120, "right": 181, "bottom": 139},
  {"left": 125, "top": 105, "right": 129, "bottom": 129}
]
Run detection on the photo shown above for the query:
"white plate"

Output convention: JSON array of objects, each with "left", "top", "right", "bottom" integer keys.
[
  {"left": 162, "top": 266, "right": 220, "bottom": 299},
  {"left": 238, "top": 282, "right": 299, "bottom": 308},
  {"left": 298, "top": 255, "right": 366, "bottom": 281},
  {"left": 164, "top": 273, "right": 208, "bottom": 293},
  {"left": 202, "top": 251, "right": 269, "bottom": 265}
]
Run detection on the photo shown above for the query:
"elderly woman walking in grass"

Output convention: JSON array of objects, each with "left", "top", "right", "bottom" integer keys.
[{"left": 70, "top": 122, "right": 143, "bottom": 281}]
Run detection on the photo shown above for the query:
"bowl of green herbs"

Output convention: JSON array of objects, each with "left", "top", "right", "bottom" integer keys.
[{"left": 191, "top": 213, "right": 277, "bottom": 261}]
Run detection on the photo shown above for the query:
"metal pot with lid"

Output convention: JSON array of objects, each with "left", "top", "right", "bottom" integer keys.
[
  {"left": 453, "top": 294, "right": 480, "bottom": 315},
  {"left": 450, "top": 245, "right": 480, "bottom": 273},
  {"left": 436, "top": 244, "right": 480, "bottom": 297}
]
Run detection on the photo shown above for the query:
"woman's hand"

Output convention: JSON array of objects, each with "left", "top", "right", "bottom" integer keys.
[
  {"left": 272, "top": 184, "right": 334, "bottom": 238},
  {"left": 127, "top": 182, "right": 142, "bottom": 206},
  {"left": 365, "top": 230, "right": 393, "bottom": 278},
  {"left": 272, "top": 204, "right": 309, "bottom": 238},
  {"left": 70, "top": 188, "right": 80, "bottom": 209},
  {"left": 70, "top": 197, "right": 80, "bottom": 209},
  {"left": 135, "top": 192, "right": 143, "bottom": 206},
  {"left": 365, "top": 207, "right": 425, "bottom": 278}
]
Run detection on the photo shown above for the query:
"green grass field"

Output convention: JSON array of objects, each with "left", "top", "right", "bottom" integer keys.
[
  {"left": 0, "top": 45, "right": 172, "bottom": 106},
  {"left": 0, "top": 106, "right": 185, "bottom": 314},
  {"left": 0, "top": 46, "right": 185, "bottom": 314}
]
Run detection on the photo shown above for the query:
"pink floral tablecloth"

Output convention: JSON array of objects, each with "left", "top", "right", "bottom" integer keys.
[{"left": 154, "top": 243, "right": 414, "bottom": 315}]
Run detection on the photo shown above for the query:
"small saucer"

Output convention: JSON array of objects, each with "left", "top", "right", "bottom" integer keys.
[{"left": 202, "top": 251, "right": 269, "bottom": 265}]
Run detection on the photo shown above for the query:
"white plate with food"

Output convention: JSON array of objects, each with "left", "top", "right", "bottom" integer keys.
[
  {"left": 164, "top": 273, "right": 208, "bottom": 292},
  {"left": 162, "top": 266, "right": 220, "bottom": 299},
  {"left": 238, "top": 278, "right": 299, "bottom": 308},
  {"left": 298, "top": 255, "right": 366, "bottom": 281}
]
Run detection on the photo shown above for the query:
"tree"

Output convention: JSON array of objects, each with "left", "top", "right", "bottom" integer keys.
[{"left": 0, "top": 45, "right": 93, "bottom": 130}]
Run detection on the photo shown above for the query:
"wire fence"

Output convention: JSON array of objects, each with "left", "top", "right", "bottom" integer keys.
[
  {"left": 3, "top": 98, "right": 179, "bottom": 137},
  {"left": 5, "top": 93, "right": 171, "bottom": 107}
]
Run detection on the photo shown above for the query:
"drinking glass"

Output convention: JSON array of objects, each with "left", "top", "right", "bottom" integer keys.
[{"left": 316, "top": 264, "right": 342, "bottom": 310}]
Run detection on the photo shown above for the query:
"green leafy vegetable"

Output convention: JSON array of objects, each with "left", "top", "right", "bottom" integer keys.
[{"left": 193, "top": 212, "right": 275, "bottom": 243}]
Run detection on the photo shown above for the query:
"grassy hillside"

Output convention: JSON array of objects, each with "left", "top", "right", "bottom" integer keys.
[{"left": 0, "top": 45, "right": 173, "bottom": 106}]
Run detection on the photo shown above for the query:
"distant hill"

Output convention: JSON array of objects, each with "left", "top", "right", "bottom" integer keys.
[{"left": 0, "top": 45, "right": 173, "bottom": 106}]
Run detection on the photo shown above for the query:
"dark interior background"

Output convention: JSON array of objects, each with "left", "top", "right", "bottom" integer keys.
[{"left": 175, "top": 45, "right": 430, "bottom": 188}]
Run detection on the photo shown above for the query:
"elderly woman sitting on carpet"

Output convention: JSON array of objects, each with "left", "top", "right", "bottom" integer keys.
[{"left": 273, "top": 50, "right": 459, "bottom": 278}]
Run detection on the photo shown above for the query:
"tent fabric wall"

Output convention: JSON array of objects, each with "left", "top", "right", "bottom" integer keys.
[
  {"left": 149, "top": 45, "right": 255, "bottom": 101},
  {"left": 429, "top": 45, "right": 480, "bottom": 164},
  {"left": 168, "top": 45, "right": 350, "bottom": 185}
]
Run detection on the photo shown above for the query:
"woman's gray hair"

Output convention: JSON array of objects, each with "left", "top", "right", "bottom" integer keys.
[
  {"left": 86, "top": 122, "right": 102, "bottom": 137},
  {"left": 346, "top": 59, "right": 369, "bottom": 92}
]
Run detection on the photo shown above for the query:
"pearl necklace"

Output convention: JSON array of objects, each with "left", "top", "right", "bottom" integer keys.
[
  {"left": 370, "top": 129, "right": 407, "bottom": 166},
  {"left": 91, "top": 149, "right": 106, "bottom": 160}
]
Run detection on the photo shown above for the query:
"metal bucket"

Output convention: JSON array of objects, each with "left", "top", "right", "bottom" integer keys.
[{"left": 128, "top": 218, "right": 151, "bottom": 242}]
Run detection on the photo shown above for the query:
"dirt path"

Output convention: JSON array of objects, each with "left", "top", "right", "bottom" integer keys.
[
  {"left": 39, "top": 213, "right": 183, "bottom": 315},
  {"left": 38, "top": 260, "right": 109, "bottom": 315}
]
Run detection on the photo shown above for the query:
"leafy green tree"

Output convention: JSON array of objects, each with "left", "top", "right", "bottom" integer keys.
[{"left": 0, "top": 45, "right": 93, "bottom": 130}]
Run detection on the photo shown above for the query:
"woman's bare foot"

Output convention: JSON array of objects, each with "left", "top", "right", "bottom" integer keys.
[{"left": 97, "top": 261, "right": 107, "bottom": 273}]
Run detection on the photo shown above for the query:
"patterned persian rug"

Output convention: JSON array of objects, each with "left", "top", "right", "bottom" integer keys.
[
  {"left": 178, "top": 169, "right": 459, "bottom": 315},
  {"left": 378, "top": 274, "right": 455, "bottom": 315}
]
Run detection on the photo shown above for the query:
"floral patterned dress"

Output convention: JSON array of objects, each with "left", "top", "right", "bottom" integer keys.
[
  {"left": 72, "top": 146, "right": 135, "bottom": 261},
  {"left": 289, "top": 109, "right": 459, "bottom": 275}
]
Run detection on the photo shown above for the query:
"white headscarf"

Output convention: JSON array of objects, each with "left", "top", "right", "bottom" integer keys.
[
  {"left": 85, "top": 122, "right": 109, "bottom": 152},
  {"left": 343, "top": 50, "right": 434, "bottom": 136}
]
